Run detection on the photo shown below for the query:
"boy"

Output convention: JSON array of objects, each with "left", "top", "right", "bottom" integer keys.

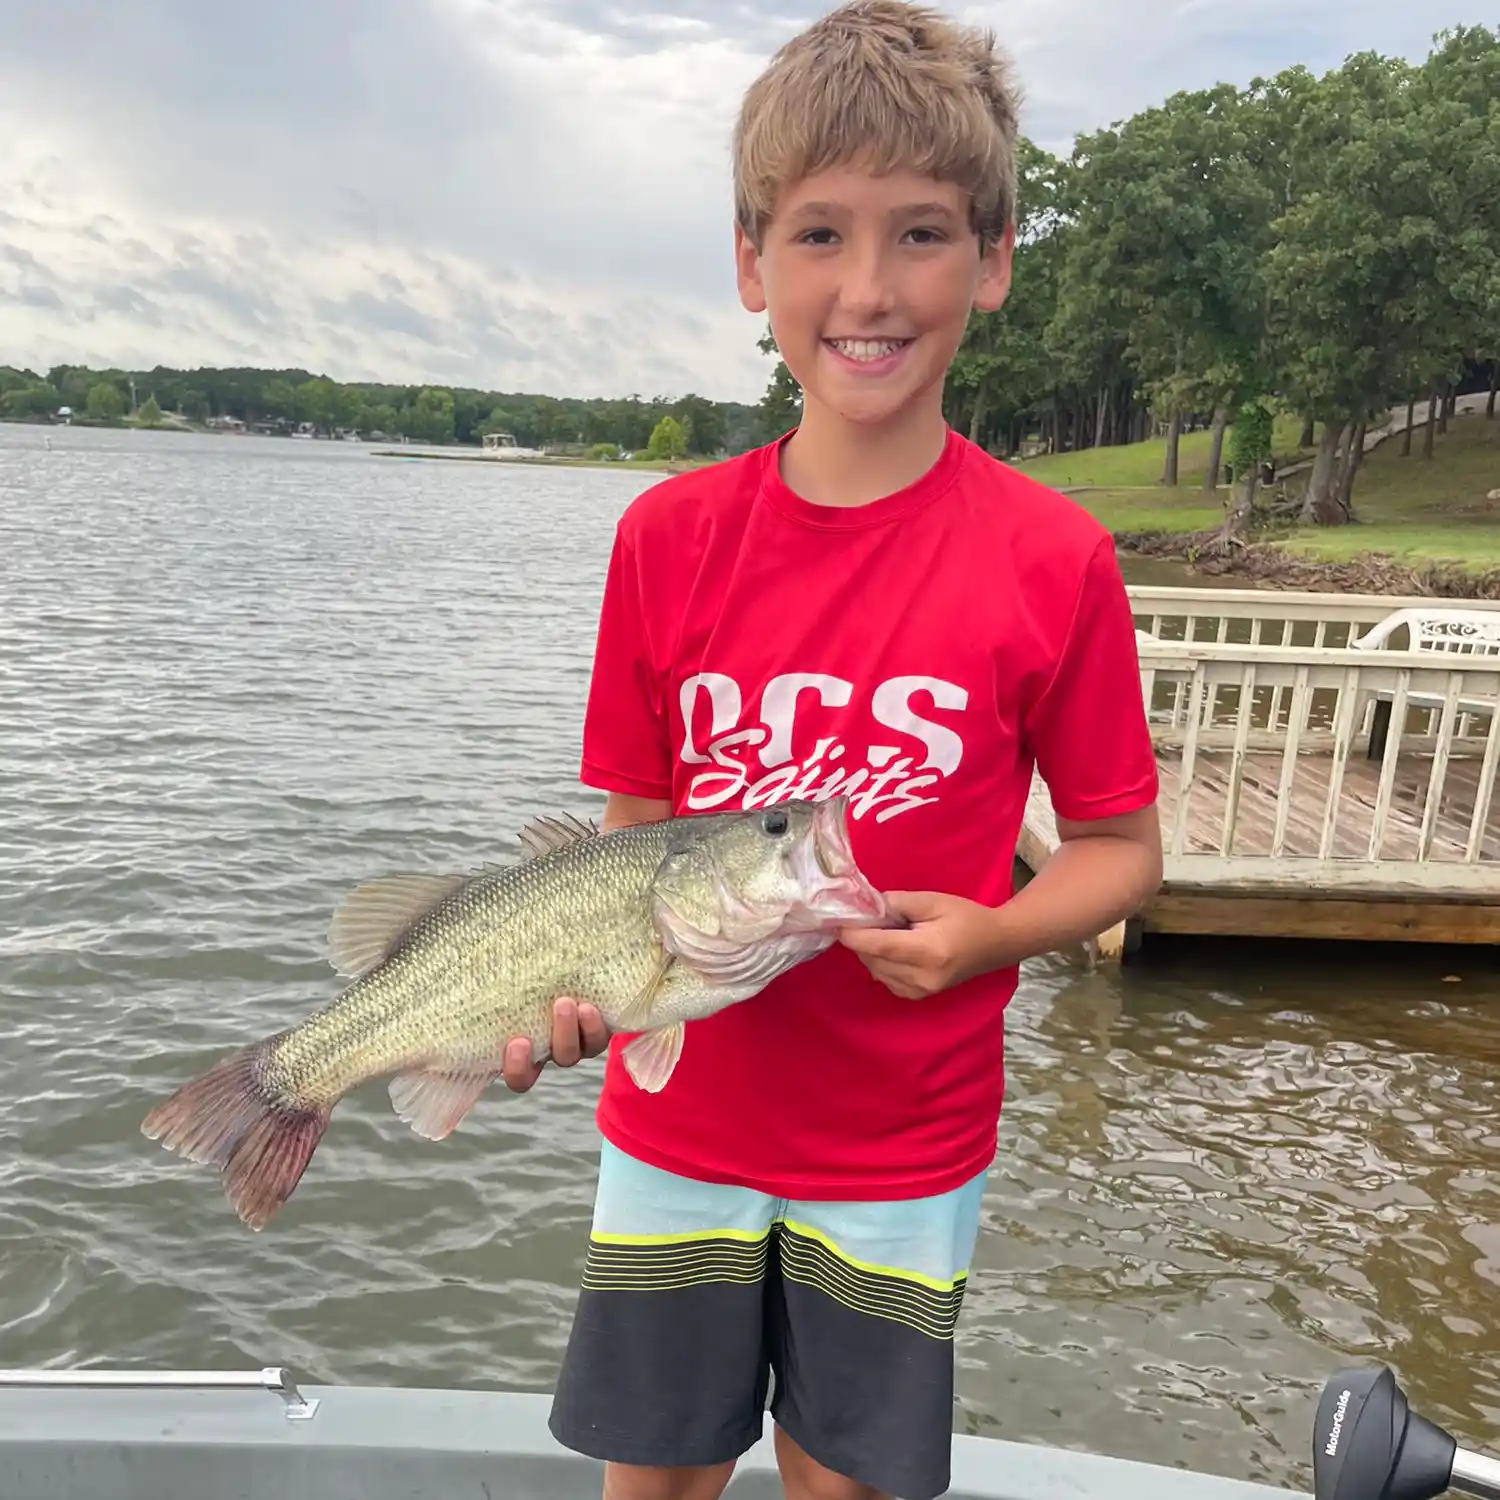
[{"left": 503, "top": 4, "right": 1163, "bottom": 1498}]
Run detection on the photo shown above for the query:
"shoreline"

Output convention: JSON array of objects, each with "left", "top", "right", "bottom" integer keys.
[
  {"left": 1112, "top": 528, "right": 1500, "bottom": 600},
  {"left": 369, "top": 447, "right": 700, "bottom": 474},
  {"left": 13, "top": 423, "right": 1496, "bottom": 597}
]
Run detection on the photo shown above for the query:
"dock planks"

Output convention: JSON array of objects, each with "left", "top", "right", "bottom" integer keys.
[{"left": 1018, "top": 748, "right": 1500, "bottom": 949}]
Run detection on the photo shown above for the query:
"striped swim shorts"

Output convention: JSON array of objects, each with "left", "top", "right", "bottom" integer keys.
[{"left": 548, "top": 1138, "right": 987, "bottom": 1500}]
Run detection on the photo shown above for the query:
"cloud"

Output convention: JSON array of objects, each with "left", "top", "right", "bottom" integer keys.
[{"left": 0, "top": 0, "right": 1482, "bottom": 402}]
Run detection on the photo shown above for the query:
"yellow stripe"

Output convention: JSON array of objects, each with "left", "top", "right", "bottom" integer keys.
[
  {"left": 778, "top": 1217, "right": 964, "bottom": 1293},
  {"left": 582, "top": 1231, "right": 770, "bottom": 1293},
  {"left": 589, "top": 1226, "right": 771, "bottom": 1247}
]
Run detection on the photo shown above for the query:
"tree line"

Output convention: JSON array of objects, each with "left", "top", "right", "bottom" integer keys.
[
  {"left": 926, "top": 23, "right": 1500, "bottom": 525},
  {"left": 0, "top": 364, "right": 769, "bottom": 459}
]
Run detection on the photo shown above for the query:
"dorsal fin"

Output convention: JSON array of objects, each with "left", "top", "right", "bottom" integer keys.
[
  {"left": 516, "top": 812, "right": 600, "bottom": 860},
  {"left": 327, "top": 872, "right": 469, "bottom": 978}
]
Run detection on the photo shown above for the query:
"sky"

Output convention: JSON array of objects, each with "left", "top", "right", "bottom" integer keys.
[{"left": 0, "top": 0, "right": 1485, "bottom": 406}]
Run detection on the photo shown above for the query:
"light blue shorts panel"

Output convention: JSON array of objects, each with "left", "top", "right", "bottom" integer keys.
[{"left": 589, "top": 1137, "right": 987, "bottom": 1286}]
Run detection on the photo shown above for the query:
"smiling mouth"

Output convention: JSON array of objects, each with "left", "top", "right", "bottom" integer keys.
[{"left": 825, "top": 338, "right": 912, "bottom": 362}]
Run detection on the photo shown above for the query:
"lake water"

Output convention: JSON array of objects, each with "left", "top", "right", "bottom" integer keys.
[{"left": 2, "top": 422, "right": 1498, "bottom": 1493}]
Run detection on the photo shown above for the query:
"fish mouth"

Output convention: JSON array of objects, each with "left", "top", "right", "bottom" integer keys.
[{"left": 787, "top": 796, "right": 892, "bottom": 928}]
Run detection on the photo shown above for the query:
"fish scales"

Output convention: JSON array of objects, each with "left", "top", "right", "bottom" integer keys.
[{"left": 269, "top": 823, "right": 677, "bottom": 1105}]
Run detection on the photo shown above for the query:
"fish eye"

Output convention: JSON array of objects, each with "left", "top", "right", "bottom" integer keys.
[{"left": 761, "top": 808, "right": 790, "bottom": 837}]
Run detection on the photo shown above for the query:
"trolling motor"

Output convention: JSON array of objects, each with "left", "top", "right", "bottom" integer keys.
[{"left": 1313, "top": 1366, "right": 1500, "bottom": 1499}]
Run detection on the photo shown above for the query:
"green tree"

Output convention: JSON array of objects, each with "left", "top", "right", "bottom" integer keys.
[
  {"left": 295, "top": 377, "right": 337, "bottom": 433},
  {"left": 85, "top": 381, "right": 126, "bottom": 421},
  {"left": 756, "top": 325, "right": 802, "bottom": 441},
  {"left": 1, "top": 382, "right": 59, "bottom": 419},
  {"left": 645, "top": 415, "right": 687, "bottom": 460},
  {"left": 408, "top": 387, "right": 456, "bottom": 444}
]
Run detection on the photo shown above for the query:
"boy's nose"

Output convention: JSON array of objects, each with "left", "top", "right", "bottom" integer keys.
[{"left": 836, "top": 249, "right": 897, "bottom": 319}]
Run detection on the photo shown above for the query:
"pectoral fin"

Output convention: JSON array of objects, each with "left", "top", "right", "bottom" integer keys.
[
  {"left": 621, "top": 1023, "right": 686, "bottom": 1093},
  {"left": 613, "top": 946, "right": 676, "bottom": 1030},
  {"left": 388, "top": 1067, "right": 496, "bottom": 1140}
]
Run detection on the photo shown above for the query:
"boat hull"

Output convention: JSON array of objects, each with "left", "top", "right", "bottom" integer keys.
[{"left": 0, "top": 1381, "right": 1301, "bottom": 1500}]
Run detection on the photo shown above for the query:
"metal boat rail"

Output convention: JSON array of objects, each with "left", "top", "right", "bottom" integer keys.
[{"left": 0, "top": 1365, "right": 318, "bottom": 1420}]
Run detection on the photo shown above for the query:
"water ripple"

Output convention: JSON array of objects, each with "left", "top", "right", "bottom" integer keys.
[{"left": 3, "top": 424, "right": 1500, "bottom": 1492}]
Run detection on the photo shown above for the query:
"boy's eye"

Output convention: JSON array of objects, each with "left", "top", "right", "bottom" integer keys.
[
  {"left": 797, "top": 228, "right": 838, "bottom": 245},
  {"left": 904, "top": 227, "right": 947, "bottom": 245}
]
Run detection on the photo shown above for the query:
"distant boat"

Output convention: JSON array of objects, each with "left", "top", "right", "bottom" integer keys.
[{"left": 482, "top": 431, "right": 547, "bottom": 459}]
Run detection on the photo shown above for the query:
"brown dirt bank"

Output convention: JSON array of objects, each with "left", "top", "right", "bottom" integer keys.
[{"left": 1114, "top": 529, "right": 1500, "bottom": 600}]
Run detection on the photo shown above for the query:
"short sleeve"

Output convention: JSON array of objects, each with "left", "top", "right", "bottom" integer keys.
[
  {"left": 1022, "top": 537, "right": 1159, "bottom": 822},
  {"left": 579, "top": 520, "right": 674, "bottom": 800}
]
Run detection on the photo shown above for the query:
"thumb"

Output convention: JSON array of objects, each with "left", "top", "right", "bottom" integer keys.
[{"left": 881, "top": 890, "right": 945, "bottom": 924}]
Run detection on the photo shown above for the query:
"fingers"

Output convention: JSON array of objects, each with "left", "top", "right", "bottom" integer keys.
[
  {"left": 501, "top": 996, "right": 611, "bottom": 1094},
  {"left": 838, "top": 925, "right": 910, "bottom": 959},
  {"left": 551, "top": 996, "right": 611, "bottom": 1063},
  {"left": 501, "top": 1037, "right": 543, "bottom": 1093},
  {"left": 551, "top": 997, "right": 584, "bottom": 1068},
  {"left": 576, "top": 1001, "right": 611, "bottom": 1059}
]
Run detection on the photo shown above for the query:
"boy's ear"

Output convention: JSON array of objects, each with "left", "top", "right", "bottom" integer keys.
[
  {"left": 972, "top": 219, "right": 1016, "bottom": 314},
  {"left": 734, "top": 223, "right": 768, "bottom": 314}
]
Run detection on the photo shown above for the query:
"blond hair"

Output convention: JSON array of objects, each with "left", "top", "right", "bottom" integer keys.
[{"left": 732, "top": 0, "right": 1022, "bottom": 250}]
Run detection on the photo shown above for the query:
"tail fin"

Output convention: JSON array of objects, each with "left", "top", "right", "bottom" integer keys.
[{"left": 141, "top": 1041, "right": 332, "bottom": 1232}]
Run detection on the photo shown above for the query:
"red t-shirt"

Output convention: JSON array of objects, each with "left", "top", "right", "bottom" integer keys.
[{"left": 578, "top": 427, "right": 1157, "bottom": 1201}]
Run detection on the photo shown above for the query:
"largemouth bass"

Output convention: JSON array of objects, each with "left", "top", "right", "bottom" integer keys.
[{"left": 142, "top": 796, "right": 894, "bottom": 1231}]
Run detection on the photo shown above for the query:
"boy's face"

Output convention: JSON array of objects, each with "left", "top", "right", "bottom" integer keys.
[{"left": 735, "top": 161, "right": 1013, "bottom": 433}]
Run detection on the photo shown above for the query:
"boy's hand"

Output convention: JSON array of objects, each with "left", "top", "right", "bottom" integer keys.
[
  {"left": 838, "top": 891, "right": 1014, "bottom": 1000},
  {"left": 501, "top": 996, "right": 612, "bottom": 1093}
]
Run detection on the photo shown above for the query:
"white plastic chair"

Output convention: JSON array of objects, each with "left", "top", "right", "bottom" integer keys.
[{"left": 1351, "top": 605, "right": 1500, "bottom": 758}]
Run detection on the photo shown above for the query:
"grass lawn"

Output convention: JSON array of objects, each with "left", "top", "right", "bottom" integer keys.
[
  {"left": 1270, "top": 416, "right": 1500, "bottom": 568},
  {"left": 1024, "top": 411, "right": 1500, "bottom": 575},
  {"left": 1011, "top": 414, "right": 1310, "bottom": 490}
]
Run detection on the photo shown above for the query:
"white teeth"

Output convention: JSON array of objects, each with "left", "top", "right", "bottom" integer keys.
[{"left": 829, "top": 339, "right": 907, "bottom": 361}]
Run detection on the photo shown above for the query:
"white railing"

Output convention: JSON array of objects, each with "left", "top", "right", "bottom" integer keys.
[
  {"left": 1135, "top": 639, "right": 1500, "bottom": 893},
  {"left": 1129, "top": 585, "right": 1500, "bottom": 653}
]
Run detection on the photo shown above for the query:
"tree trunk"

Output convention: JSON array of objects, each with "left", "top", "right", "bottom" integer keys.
[
  {"left": 1203, "top": 404, "right": 1230, "bottom": 491},
  {"left": 1094, "top": 385, "right": 1110, "bottom": 449},
  {"left": 1337, "top": 420, "right": 1367, "bottom": 514},
  {"left": 1488, "top": 361, "right": 1497, "bottom": 420},
  {"left": 1401, "top": 398, "right": 1415, "bottom": 456},
  {"left": 1423, "top": 384, "right": 1438, "bottom": 458},
  {"left": 1438, "top": 382, "right": 1450, "bottom": 435},
  {"left": 1299, "top": 416, "right": 1316, "bottom": 449},
  {"left": 1312, "top": 420, "right": 1358, "bottom": 525},
  {"left": 1224, "top": 472, "right": 1259, "bottom": 537},
  {"left": 1163, "top": 407, "right": 1183, "bottom": 486},
  {"left": 1300, "top": 423, "right": 1343, "bottom": 523},
  {"left": 968, "top": 382, "right": 988, "bottom": 447}
]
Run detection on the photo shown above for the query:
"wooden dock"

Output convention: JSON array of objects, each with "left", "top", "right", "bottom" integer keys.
[{"left": 1018, "top": 586, "right": 1500, "bottom": 953}]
